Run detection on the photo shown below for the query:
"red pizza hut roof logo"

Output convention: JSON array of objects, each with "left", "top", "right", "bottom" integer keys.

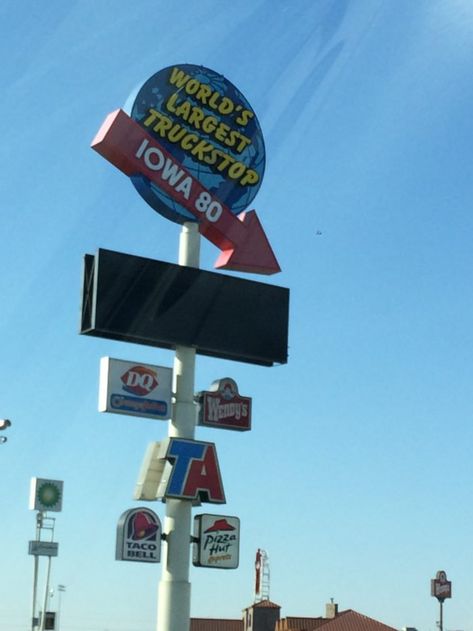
[
  {"left": 121, "top": 365, "right": 158, "bottom": 397},
  {"left": 197, "top": 378, "right": 252, "bottom": 432},
  {"left": 204, "top": 518, "right": 236, "bottom": 533}
]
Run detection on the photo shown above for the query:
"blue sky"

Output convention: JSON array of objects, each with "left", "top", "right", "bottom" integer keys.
[{"left": 1, "top": 1, "right": 473, "bottom": 630}]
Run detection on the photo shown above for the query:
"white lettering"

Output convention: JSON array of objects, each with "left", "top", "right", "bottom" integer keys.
[
  {"left": 144, "top": 147, "right": 165, "bottom": 171},
  {"left": 174, "top": 176, "right": 192, "bottom": 200}
]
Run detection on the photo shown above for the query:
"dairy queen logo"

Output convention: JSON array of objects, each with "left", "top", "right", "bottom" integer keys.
[{"left": 197, "top": 378, "right": 252, "bottom": 431}]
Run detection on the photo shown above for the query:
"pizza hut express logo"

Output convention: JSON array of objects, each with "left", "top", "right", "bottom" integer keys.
[
  {"left": 203, "top": 518, "right": 237, "bottom": 564},
  {"left": 110, "top": 365, "right": 168, "bottom": 416}
]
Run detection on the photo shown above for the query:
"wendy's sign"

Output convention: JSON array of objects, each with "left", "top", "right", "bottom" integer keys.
[
  {"left": 91, "top": 65, "right": 280, "bottom": 275},
  {"left": 197, "top": 378, "right": 251, "bottom": 431}
]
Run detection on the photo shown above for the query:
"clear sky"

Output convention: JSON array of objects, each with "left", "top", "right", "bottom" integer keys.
[{"left": 1, "top": 1, "right": 473, "bottom": 630}]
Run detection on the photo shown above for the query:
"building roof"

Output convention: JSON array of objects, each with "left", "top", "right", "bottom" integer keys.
[
  {"left": 276, "top": 610, "right": 397, "bottom": 631},
  {"left": 315, "top": 610, "right": 397, "bottom": 631},
  {"left": 190, "top": 605, "right": 398, "bottom": 631},
  {"left": 190, "top": 618, "right": 243, "bottom": 631},
  {"left": 251, "top": 599, "right": 282, "bottom": 609}
]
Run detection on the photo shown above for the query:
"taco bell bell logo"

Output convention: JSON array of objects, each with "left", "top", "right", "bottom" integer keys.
[{"left": 116, "top": 507, "right": 162, "bottom": 563}]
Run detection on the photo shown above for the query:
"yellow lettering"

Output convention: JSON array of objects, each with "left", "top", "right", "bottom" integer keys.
[
  {"left": 181, "top": 133, "right": 199, "bottom": 151},
  {"left": 225, "top": 130, "right": 251, "bottom": 153},
  {"left": 235, "top": 109, "right": 254, "bottom": 126},
  {"left": 240, "top": 169, "right": 259, "bottom": 186},
  {"left": 165, "top": 92, "right": 180, "bottom": 114},
  {"left": 202, "top": 115, "right": 218, "bottom": 134},
  {"left": 188, "top": 107, "right": 205, "bottom": 128},
  {"left": 143, "top": 108, "right": 160, "bottom": 127},
  {"left": 197, "top": 84, "right": 212, "bottom": 104},
  {"left": 175, "top": 100, "right": 191, "bottom": 120},
  {"left": 169, "top": 67, "right": 190, "bottom": 88},
  {"left": 214, "top": 122, "right": 230, "bottom": 143},
  {"left": 152, "top": 115, "right": 172, "bottom": 137}
]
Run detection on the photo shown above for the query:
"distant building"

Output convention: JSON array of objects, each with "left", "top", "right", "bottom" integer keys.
[{"left": 190, "top": 599, "right": 399, "bottom": 631}]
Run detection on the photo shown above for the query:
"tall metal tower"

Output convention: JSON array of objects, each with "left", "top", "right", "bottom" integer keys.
[{"left": 254, "top": 549, "right": 270, "bottom": 602}]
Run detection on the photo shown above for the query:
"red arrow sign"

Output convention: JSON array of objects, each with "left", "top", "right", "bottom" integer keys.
[{"left": 91, "top": 109, "right": 280, "bottom": 275}]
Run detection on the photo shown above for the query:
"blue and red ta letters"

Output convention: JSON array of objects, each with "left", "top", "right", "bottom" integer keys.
[{"left": 163, "top": 438, "right": 226, "bottom": 504}]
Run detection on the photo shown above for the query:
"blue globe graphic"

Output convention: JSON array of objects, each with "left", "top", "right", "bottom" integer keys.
[{"left": 127, "top": 64, "right": 265, "bottom": 225}]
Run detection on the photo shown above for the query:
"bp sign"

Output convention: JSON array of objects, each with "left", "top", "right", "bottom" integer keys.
[
  {"left": 29, "top": 478, "right": 63, "bottom": 512},
  {"left": 126, "top": 64, "right": 265, "bottom": 225}
]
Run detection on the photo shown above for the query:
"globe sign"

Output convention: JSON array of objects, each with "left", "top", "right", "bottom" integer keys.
[{"left": 126, "top": 64, "right": 266, "bottom": 224}]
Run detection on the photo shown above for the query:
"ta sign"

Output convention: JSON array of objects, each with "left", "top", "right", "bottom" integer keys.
[{"left": 157, "top": 438, "right": 226, "bottom": 504}]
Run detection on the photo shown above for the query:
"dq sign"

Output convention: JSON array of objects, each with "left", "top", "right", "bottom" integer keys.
[
  {"left": 116, "top": 507, "right": 162, "bottom": 563},
  {"left": 99, "top": 357, "right": 172, "bottom": 420}
]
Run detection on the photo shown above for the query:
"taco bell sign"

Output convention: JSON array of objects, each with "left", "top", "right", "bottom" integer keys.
[
  {"left": 99, "top": 357, "right": 172, "bottom": 420},
  {"left": 116, "top": 507, "right": 162, "bottom": 563}
]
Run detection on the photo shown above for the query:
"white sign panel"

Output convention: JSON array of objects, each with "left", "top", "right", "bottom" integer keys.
[
  {"left": 29, "top": 478, "right": 63, "bottom": 512},
  {"left": 193, "top": 514, "right": 240, "bottom": 569},
  {"left": 99, "top": 357, "right": 172, "bottom": 420}
]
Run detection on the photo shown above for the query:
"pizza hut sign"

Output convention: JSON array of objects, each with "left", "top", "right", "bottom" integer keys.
[{"left": 197, "top": 378, "right": 251, "bottom": 431}]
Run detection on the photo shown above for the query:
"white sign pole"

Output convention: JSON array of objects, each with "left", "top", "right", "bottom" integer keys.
[{"left": 157, "top": 222, "right": 200, "bottom": 631}]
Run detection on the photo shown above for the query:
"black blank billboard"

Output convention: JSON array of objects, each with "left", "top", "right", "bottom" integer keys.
[{"left": 80, "top": 249, "right": 289, "bottom": 366}]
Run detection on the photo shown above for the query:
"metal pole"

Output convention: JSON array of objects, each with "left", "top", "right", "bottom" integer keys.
[
  {"left": 39, "top": 516, "right": 55, "bottom": 631},
  {"left": 439, "top": 599, "right": 443, "bottom": 631},
  {"left": 39, "top": 555, "right": 52, "bottom": 631},
  {"left": 157, "top": 222, "right": 200, "bottom": 631},
  {"left": 31, "top": 556, "right": 39, "bottom": 631},
  {"left": 31, "top": 512, "right": 43, "bottom": 631},
  {"left": 57, "top": 585, "right": 65, "bottom": 631}
]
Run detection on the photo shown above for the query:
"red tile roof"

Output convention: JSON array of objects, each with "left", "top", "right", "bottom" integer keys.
[
  {"left": 276, "top": 616, "right": 327, "bottom": 630},
  {"left": 190, "top": 606, "right": 398, "bottom": 631},
  {"left": 251, "top": 599, "right": 282, "bottom": 609},
  {"left": 276, "top": 610, "right": 397, "bottom": 631},
  {"left": 317, "top": 610, "right": 397, "bottom": 631}
]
